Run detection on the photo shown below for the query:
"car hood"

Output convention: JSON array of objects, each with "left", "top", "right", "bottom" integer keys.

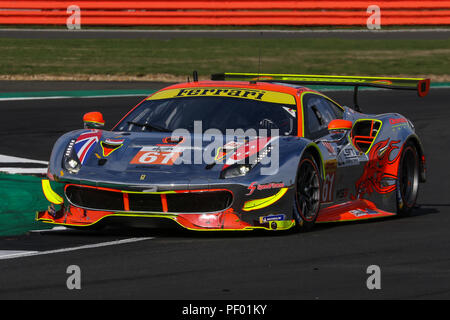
[{"left": 50, "top": 129, "right": 285, "bottom": 187}]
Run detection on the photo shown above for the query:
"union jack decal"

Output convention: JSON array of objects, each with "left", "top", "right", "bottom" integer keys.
[{"left": 74, "top": 130, "right": 102, "bottom": 164}]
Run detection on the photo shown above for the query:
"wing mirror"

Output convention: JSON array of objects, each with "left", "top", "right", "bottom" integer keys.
[
  {"left": 315, "top": 119, "right": 353, "bottom": 144},
  {"left": 328, "top": 119, "right": 353, "bottom": 133},
  {"left": 83, "top": 112, "right": 105, "bottom": 129}
]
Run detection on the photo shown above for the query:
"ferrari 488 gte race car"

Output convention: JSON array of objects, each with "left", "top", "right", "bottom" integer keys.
[{"left": 38, "top": 73, "right": 429, "bottom": 232}]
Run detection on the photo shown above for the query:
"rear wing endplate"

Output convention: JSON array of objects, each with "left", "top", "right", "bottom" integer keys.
[{"left": 211, "top": 73, "right": 431, "bottom": 97}]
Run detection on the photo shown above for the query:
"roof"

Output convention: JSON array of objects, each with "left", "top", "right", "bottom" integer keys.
[{"left": 158, "top": 80, "right": 313, "bottom": 96}]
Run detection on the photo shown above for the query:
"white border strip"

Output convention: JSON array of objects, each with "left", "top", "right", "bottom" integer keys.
[
  {"left": 0, "top": 93, "right": 147, "bottom": 102},
  {"left": 0, "top": 237, "right": 154, "bottom": 260},
  {"left": 1, "top": 28, "right": 450, "bottom": 33}
]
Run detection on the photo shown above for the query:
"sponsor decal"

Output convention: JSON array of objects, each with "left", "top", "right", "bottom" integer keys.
[
  {"left": 176, "top": 88, "right": 265, "bottom": 100},
  {"left": 74, "top": 130, "right": 102, "bottom": 165},
  {"left": 389, "top": 118, "right": 408, "bottom": 125},
  {"left": 100, "top": 138, "right": 124, "bottom": 157},
  {"left": 338, "top": 146, "right": 362, "bottom": 167},
  {"left": 349, "top": 208, "right": 380, "bottom": 217},
  {"left": 259, "top": 214, "right": 286, "bottom": 224},
  {"left": 246, "top": 181, "right": 285, "bottom": 196},
  {"left": 389, "top": 118, "right": 409, "bottom": 132},
  {"left": 130, "top": 145, "right": 184, "bottom": 165}
]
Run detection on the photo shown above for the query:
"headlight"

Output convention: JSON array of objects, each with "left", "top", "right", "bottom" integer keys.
[
  {"left": 220, "top": 164, "right": 253, "bottom": 179},
  {"left": 62, "top": 139, "right": 81, "bottom": 174}
]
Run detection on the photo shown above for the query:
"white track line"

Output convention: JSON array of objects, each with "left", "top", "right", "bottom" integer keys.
[
  {"left": 0, "top": 168, "right": 47, "bottom": 174},
  {"left": 0, "top": 237, "right": 154, "bottom": 260},
  {"left": 29, "top": 226, "right": 69, "bottom": 233},
  {"left": 0, "top": 154, "right": 48, "bottom": 174},
  {"left": 0, "top": 250, "right": 39, "bottom": 259},
  {"left": 0, "top": 93, "right": 147, "bottom": 102},
  {"left": 0, "top": 154, "right": 48, "bottom": 165}
]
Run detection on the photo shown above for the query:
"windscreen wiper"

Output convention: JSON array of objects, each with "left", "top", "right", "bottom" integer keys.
[{"left": 127, "top": 121, "right": 172, "bottom": 132}]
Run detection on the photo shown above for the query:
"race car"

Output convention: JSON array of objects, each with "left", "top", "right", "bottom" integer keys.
[{"left": 38, "top": 73, "right": 429, "bottom": 232}]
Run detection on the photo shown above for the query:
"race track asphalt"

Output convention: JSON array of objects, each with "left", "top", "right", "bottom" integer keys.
[
  {"left": 0, "top": 85, "right": 449, "bottom": 300},
  {"left": 1, "top": 28, "right": 450, "bottom": 40}
]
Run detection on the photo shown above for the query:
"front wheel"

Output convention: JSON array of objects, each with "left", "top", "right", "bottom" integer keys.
[
  {"left": 293, "top": 154, "right": 322, "bottom": 232},
  {"left": 396, "top": 141, "right": 420, "bottom": 216}
]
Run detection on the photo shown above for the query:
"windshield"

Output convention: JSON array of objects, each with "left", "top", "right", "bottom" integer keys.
[{"left": 114, "top": 95, "right": 297, "bottom": 136}]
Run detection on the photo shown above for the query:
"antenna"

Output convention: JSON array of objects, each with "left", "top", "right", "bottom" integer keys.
[
  {"left": 257, "top": 31, "right": 263, "bottom": 81},
  {"left": 353, "top": 86, "right": 362, "bottom": 112}
]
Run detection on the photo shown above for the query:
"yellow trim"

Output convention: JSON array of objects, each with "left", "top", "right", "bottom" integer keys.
[
  {"left": 147, "top": 87, "right": 297, "bottom": 105},
  {"left": 41, "top": 179, "right": 64, "bottom": 205},
  {"left": 350, "top": 119, "right": 383, "bottom": 154},
  {"left": 100, "top": 141, "right": 123, "bottom": 157},
  {"left": 243, "top": 188, "right": 288, "bottom": 211},
  {"left": 306, "top": 142, "right": 326, "bottom": 180},
  {"left": 84, "top": 120, "right": 104, "bottom": 125},
  {"left": 223, "top": 73, "right": 427, "bottom": 83}
]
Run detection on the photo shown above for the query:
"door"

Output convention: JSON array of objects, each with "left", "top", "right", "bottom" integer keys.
[{"left": 301, "top": 93, "right": 366, "bottom": 205}]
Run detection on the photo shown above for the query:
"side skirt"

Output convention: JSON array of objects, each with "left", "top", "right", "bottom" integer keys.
[{"left": 316, "top": 199, "right": 396, "bottom": 223}]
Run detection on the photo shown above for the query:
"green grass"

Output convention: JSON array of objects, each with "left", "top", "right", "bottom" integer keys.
[
  {"left": 0, "top": 173, "right": 51, "bottom": 236},
  {"left": 0, "top": 37, "right": 449, "bottom": 78}
]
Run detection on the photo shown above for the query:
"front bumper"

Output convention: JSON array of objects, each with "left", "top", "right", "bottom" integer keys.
[{"left": 37, "top": 179, "right": 296, "bottom": 231}]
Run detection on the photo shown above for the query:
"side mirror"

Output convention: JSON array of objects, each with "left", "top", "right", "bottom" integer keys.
[
  {"left": 328, "top": 119, "right": 353, "bottom": 133},
  {"left": 83, "top": 111, "right": 105, "bottom": 129}
]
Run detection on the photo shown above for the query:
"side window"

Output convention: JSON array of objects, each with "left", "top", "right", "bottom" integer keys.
[
  {"left": 326, "top": 100, "right": 344, "bottom": 119},
  {"left": 302, "top": 94, "right": 342, "bottom": 139}
]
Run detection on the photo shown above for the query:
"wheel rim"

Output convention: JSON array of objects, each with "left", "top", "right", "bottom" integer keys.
[
  {"left": 296, "top": 159, "right": 321, "bottom": 222},
  {"left": 400, "top": 147, "right": 419, "bottom": 207}
]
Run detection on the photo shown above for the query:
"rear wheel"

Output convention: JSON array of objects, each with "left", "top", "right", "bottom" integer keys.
[
  {"left": 397, "top": 141, "right": 420, "bottom": 216},
  {"left": 293, "top": 154, "right": 321, "bottom": 231}
]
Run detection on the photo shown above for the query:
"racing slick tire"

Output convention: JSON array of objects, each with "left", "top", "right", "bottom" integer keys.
[
  {"left": 293, "top": 153, "right": 322, "bottom": 232},
  {"left": 396, "top": 140, "right": 420, "bottom": 216}
]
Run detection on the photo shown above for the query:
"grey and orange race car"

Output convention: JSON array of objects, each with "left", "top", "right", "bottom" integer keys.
[{"left": 38, "top": 73, "right": 429, "bottom": 232}]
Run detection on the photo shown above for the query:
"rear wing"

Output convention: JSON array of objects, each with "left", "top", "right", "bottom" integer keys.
[{"left": 211, "top": 73, "right": 431, "bottom": 97}]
